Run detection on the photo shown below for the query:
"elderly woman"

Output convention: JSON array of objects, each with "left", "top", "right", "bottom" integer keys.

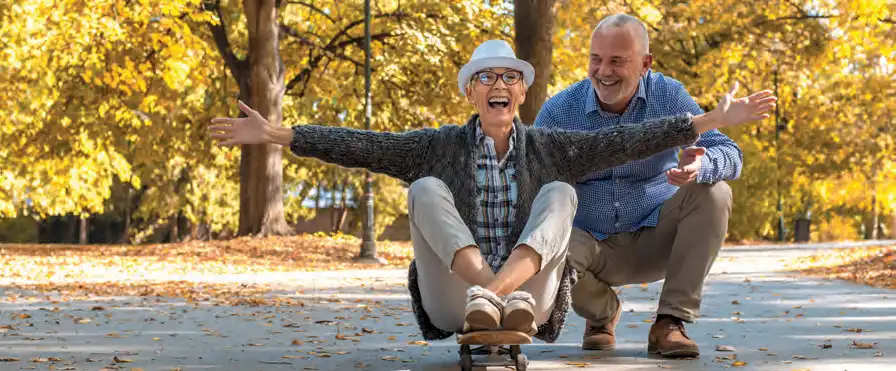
[{"left": 209, "top": 40, "right": 775, "bottom": 342}]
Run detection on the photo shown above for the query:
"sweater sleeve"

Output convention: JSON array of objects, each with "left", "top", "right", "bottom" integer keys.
[
  {"left": 538, "top": 115, "right": 700, "bottom": 181},
  {"left": 288, "top": 125, "right": 434, "bottom": 183}
]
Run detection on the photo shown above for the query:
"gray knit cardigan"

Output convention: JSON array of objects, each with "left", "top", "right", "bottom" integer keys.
[{"left": 289, "top": 113, "right": 698, "bottom": 342}]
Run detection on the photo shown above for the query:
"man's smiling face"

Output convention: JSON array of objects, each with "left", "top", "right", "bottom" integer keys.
[{"left": 588, "top": 24, "right": 652, "bottom": 113}]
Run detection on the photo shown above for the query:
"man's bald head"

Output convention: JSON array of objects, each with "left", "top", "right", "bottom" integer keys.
[{"left": 592, "top": 14, "right": 650, "bottom": 55}]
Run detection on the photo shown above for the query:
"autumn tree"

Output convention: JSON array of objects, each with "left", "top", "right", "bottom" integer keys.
[
  {"left": 514, "top": 0, "right": 557, "bottom": 124},
  {"left": 0, "top": 0, "right": 516, "bottom": 242}
]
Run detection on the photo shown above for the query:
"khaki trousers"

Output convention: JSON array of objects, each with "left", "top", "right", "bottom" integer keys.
[
  {"left": 408, "top": 177, "right": 576, "bottom": 332},
  {"left": 568, "top": 182, "right": 732, "bottom": 324}
]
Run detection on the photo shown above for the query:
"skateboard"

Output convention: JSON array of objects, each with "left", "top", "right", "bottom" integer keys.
[{"left": 456, "top": 330, "right": 531, "bottom": 371}]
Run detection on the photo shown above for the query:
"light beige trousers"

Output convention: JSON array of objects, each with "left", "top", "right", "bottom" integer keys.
[
  {"left": 408, "top": 177, "right": 575, "bottom": 332},
  {"left": 568, "top": 182, "right": 733, "bottom": 324}
]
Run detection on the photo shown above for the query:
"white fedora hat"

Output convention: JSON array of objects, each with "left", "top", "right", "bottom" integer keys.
[{"left": 457, "top": 40, "right": 535, "bottom": 96}]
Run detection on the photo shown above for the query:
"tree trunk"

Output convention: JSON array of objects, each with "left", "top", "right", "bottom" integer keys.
[
  {"left": 121, "top": 185, "right": 132, "bottom": 244},
  {"left": 189, "top": 219, "right": 200, "bottom": 241},
  {"left": 169, "top": 214, "right": 180, "bottom": 242},
  {"left": 870, "top": 193, "right": 879, "bottom": 240},
  {"left": 237, "top": 0, "right": 292, "bottom": 237},
  {"left": 331, "top": 175, "right": 339, "bottom": 232},
  {"left": 514, "top": 0, "right": 556, "bottom": 125},
  {"left": 889, "top": 212, "right": 896, "bottom": 239},
  {"left": 336, "top": 178, "right": 349, "bottom": 232},
  {"left": 79, "top": 215, "right": 88, "bottom": 244}
]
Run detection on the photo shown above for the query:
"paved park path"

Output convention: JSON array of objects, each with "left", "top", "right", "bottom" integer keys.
[{"left": 1, "top": 241, "right": 894, "bottom": 370}]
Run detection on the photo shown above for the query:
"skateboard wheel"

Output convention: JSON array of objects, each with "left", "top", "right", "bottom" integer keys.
[{"left": 515, "top": 353, "right": 528, "bottom": 371}]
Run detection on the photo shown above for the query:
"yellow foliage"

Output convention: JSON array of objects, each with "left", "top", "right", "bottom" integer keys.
[{"left": 0, "top": 0, "right": 893, "bottom": 242}]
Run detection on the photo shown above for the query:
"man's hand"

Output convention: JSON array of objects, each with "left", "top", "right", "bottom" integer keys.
[{"left": 666, "top": 146, "right": 705, "bottom": 186}]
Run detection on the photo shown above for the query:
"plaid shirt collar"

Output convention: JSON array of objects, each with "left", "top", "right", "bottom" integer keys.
[{"left": 475, "top": 118, "right": 517, "bottom": 166}]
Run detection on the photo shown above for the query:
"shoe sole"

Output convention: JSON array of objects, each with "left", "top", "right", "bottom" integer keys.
[
  {"left": 647, "top": 344, "right": 700, "bottom": 358},
  {"left": 502, "top": 302, "right": 535, "bottom": 333},
  {"left": 465, "top": 305, "right": 501, "bottom": 331}
]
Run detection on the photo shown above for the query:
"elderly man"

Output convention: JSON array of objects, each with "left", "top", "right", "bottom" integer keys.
[{"left": 534, "top": 14, "right": 744, "bottom": 357}]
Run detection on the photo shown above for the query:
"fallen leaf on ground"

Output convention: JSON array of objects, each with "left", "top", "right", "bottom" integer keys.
[
  {"left": 0, "top": 357, "right": 20, "bottom": 362},
  {"left": 113, "top": 356, "right": 133, "bottom": 363},
  {"left": 381, "top": 356, "right": 399, "bottom": 361},
  {"left": 565, "top": 362, "right": 589, "bottom": 367},
  {"left": 788, "top": 246, "right": 895, "bottom": 289},
  {"left": 406, "top": 340, "right": 428, "bottom": 346},
  {"left": 716, "top": 345, "right": 736, "bottom": 352},
  {"left": 0, "top": 236, "right": 413, "bottom": 304},
  {"left": 851, "top": 341, "right": 877, "bottom": 349},
  {"left": 732, "top": 361, "right": 747, "bottom": 366}
]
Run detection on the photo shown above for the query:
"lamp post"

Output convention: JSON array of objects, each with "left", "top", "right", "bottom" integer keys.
[
  {"left": 355, "top": 0, "right": 385, "bottom": 264},
  {"left": 774, "top": 67, "right": 785, "bottom": 242},
  {"left": 771, "top": 39, "right": 786, "bottom": 242}
]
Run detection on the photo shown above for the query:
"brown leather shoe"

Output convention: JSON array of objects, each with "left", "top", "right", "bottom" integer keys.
[
  {"left": 647, "top": 315, "right": 700, "bottom": 358},
  {"left": 582, "top": 302, "right": 622, "bottom": 350}
]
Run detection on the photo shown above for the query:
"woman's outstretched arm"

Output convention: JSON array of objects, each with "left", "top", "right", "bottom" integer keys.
[{"left": 209, "top": 101, "right": 433, "bottom": 182}]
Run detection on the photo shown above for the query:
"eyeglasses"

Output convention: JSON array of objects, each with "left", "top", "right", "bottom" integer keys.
[{"left": 472, "top": 70, "right": 523, "bottom": 86}]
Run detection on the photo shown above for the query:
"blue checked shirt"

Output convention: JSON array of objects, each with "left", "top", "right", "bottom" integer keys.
[
  {"left": 475, "top": 121, "right": 518, "bottom": 272},
  {"left": 534, "top": 71, "right": 743, "bottom": 240}
]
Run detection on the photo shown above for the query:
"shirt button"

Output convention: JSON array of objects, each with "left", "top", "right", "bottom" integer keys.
[
  {"left": 614, "top": 222, "right": 621, "bottom": 227},
  {"left": 614, "top": 202, "right": 620, "bottom": 207}
]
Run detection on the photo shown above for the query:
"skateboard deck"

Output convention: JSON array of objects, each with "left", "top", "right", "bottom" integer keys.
[{"left": 456, "top": 330, "right": 531, "bottom": 370}]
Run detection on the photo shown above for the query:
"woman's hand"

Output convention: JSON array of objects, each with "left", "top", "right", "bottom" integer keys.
[
  {"left": 693, "top": 82, "right": 777, "bottom": 133},
  {"left": 209, "top": 100, "right": 276, "bottom": 146},
  {"left": 714, "top": 82, "right": 777, "bottom": 128}
]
